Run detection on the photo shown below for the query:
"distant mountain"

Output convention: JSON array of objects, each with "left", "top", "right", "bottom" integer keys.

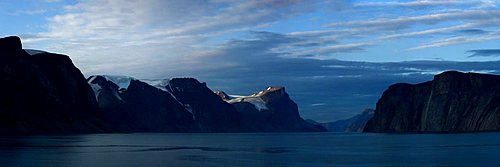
[
  {"left": 0, "top": 36, "right": 327, "bottom": 134},
  {"left": 87, "top": 75, "right": 196, "bottom": 132},
  {"left": 321, "top": 109, "right": 374, "bottom": 132},
  {"left": 219, "top": 87, "right": 326, "bottom": 132},
  {"left": 364, "top": 71, "right": 500, "bottom": 133},
  {"left": 161, "top": 78, "right": 243, "bottom": 132},
  {"left": 88, "top": 76, "right": 324, "bottom": 133},
  {"left": 0, "top": 36, "right": 106, "bottom": 134}
]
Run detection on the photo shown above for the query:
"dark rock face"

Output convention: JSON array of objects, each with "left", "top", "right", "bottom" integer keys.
[
  {"left": 227, "top": 87, "right": 326, "bottom": 132},
  {"left": 214, "top": 91, "right": 230, "bottom": 100},
  {"left": 0, "top": 36, "right": 106, "bottom": 134},
  {"left": 88, "top": 76, "right": 197, "bottom": 132},
  {"left": 167, "top": 78, "right": 243, "bottom": 132},
  {"left": 321, "top": 109, "right": 374, "bottom": 132},
  {"left": 364, "top": 71, "right": 500, "bottom": 133},
  {"left": 90, "top": 77, "right": 324, "bottom": 133}
]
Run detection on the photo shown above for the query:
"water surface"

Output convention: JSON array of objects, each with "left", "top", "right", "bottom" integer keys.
[{"left": 1, "top": 132, "right": 499, "bottom": 167}]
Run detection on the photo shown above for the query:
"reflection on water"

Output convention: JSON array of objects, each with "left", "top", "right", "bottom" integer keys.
[{"left": 0, "top": 132, "right": 499, "bottom": 167}]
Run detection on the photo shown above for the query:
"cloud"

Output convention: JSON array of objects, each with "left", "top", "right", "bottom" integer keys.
[
  {"left": 457, "top": 29, "right": 488, "bottom": 34},
  {"left": 408, "top": 31, "right": 500, "bottom": 50},
  {"left": 18, "top": 0, "right": 500, "bottom": 121},
  {"left": 354, "top": 0, "right": 496, "bottom": 8},
  {"left": 329, "top": 10, "right": 500, "bottom": 30},
  {"left": 193, "top": 31, "right": 370, "bottom": 62},
  {"left": 24, "top": 0, "right": 500, "bottom": 71},
  {"left": 25, "top": 0, "right": 315, "bottom": 76},
  {"left": 42, "top": 0, "right": 313, "bottom": 39},
  {"left": 17, "top": 9, "right": 47, "bottom": 15},
  {"left": 170, "top": 31, "right": 500, "bottom": 121},
  {"left": 279, "top": 42, "right": 371, "bottom": 59},
  {"left": 295, "top": 7, "right": 500, "bottom": 51},
  {"left": 391, "top": 67, "right": 497, "bottom": 76},
  {"left": 380, "top": 23, "right": 482, "bottom": 39},
  {"left": 467, "top": 49, "right": 500, "bottom": 57},
  {"left": 311, "top": 103, "right": 326, "bottom": 106}
]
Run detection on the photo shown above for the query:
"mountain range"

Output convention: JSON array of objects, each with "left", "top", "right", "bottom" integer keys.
[
  {"left": 0, "top": 36, "right": 324, "bottom": 134},
  {"left": 0, "top": 36, "right": 498, "bottom": 134}
]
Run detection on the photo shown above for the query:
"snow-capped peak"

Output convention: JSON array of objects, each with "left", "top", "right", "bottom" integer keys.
[
  {"left": 141, "top": 79, "right": 170, "bottom": 91},
  {"left": 225, "top": 94, "right": 269, "bottom": 111},
  {"left": 218, "top": 87, "right": 285, "bottom": 111},
  {"left": 88, "top": 76, "right": 102, "bottom": 99},
  {"left": 102, "top": 75, "right": 136, "bottom": 90}
]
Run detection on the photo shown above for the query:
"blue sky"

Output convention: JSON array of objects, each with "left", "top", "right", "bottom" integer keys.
[{"left": 1, "top": 0, "right": 500, "bottom": 121}]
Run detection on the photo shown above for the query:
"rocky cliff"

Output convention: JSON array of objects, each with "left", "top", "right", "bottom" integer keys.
[
  {"left": 0, "top": 36, "right": 106, "bottom": 134},
  {"left": 87, "top": 76, "right": 197, "bottom": 132},
  {"left": 222, "top": 87, "right": 326, "bottom": 132},
  {"left": 164, "top": 78, "right": 243, "bottom": 132},
  {"left": 364, "top": 71, "right": 500, "bottom": 133}
]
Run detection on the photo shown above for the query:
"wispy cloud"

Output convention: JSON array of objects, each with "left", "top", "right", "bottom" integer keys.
[
  {"left": 329, "top": 10, "right": 500, "bottom": 30},
  {"left": 300, "top": 7, "right": 500, "bottom": 53},
  {"left": 467, "top": 49, "right": 500, "bottom": 57},
  {"left": 20, "top": 0, "right": 499, "bottom": 70},
  {"left": 311, "top": 103, "right": 327, "bottom": 106},
  {"left": 354, "top": 0, "right": 495, "bottom": 8},
  {"left": 27, "top": 0, "right": 315, "bottom": 76},
  {"left": 17, "top": 9, "right": 47, "bottom": 15},
  {"left": 408, "top": 31, "right": 500, "bottom": 50},
  {"left": 381, "top": 23, "right": 475, "bottom": 39},
  {"left": 280, "top": 42, "right": 372, "bottom": 59},
  {"left": 457, "top": 29, "right": 488, "bottom": 34}
]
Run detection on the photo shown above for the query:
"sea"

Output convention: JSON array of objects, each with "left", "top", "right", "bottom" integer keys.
[{"left": 1, "top": 132, "right": 499, "bottom": 167}]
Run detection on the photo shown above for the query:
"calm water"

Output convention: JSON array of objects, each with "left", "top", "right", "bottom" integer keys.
[{"left": 0, "top": 132, "right": 499, "bottom": 167}]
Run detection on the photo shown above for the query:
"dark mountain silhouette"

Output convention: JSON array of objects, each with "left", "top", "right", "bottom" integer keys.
[
  {"left": 364, "top": 71, "right": 500, "bottom": 133},
  {"left": 87, "top": 76, "right": 197, "bottom": 132},
  {"left": 321, "top": 109, "right": 374, "bottom": 132},
  {"left": 0, "top": 36, "right": 106, "bottom": 134},
  {"left": 162, "top": 78, "right": 243, "bottom": 132},
  {"left": 0, "top": 36, "right": 324, "bottom": 134},
  {"left": 219, "top": 87, "right": 326, "bottom": 132},
  {"left": 88, "top": 76, "right": 324, "bottom": 133}
]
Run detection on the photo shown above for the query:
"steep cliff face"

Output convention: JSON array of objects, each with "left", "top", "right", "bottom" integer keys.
[
  {"left": 0, "top": 36, "right": 105, "bottom": 134},
  {"left": 364, "top": 71, "right": 500, "bottom": 133},
  {"left": 322, "top": 109, "right": 374, "bottom": 132},
  {"left": 166, "top": 78, "right": 243, "bottom": 132},
  {"left": 88, "top": 76, "right": 197, "bottom": 132},
  {"left": 224, "top": 87, "right": 326, "bottom": 132}
]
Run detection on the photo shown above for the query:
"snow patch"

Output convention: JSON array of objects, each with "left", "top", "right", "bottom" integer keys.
[
  {"left": 87, "top": 75, "right": 124, "bottom": 101},
  {"left": 87, "top": 76, "right": 102, "bottom": 99},
  {"left": 24, "top": 49, "right": 47, "bottom": 56},
  {"left": 92, "top": 77, "right": 197, "bottom": 114},
  {"left": 89, "top": 83, "right": 102, "bottom": 99},
  {"left": 140, "top": 79, "right": 192, "bottom": 113},
  {"left": 88, "top": 75, "right": 99, "bottom": 83},
  {"left": 103, "top": 75, "right": 135, "bottom": 89},
  {"left": 141, "top": 79, "right": 170, "bottom": 91},
  {"left": 226, "top": 95, "right": 269, "bottom": 111}
]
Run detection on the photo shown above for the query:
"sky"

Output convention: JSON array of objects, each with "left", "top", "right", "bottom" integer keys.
[{"left": 1, "top": 0, "right": 499, "bottom": 122}]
